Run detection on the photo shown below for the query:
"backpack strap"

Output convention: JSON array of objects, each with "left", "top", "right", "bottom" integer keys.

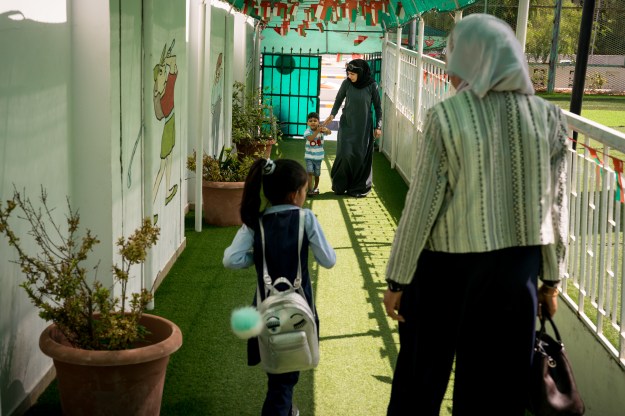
[{"left": 257, "top": 210, "right": 306, "bottom": 299}]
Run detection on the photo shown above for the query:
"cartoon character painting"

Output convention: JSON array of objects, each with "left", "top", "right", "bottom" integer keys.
[{"left": 152, "top": 40, "right": 178, "bottom": 223}]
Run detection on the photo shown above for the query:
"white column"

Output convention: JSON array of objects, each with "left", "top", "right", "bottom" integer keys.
[
  {"left": 391, "top": 26, "right": 402, "bottom": 169},
  {"left": 379, "top": 32, "right": 389, "bottom": 152},
  {"left": 411, "top": 18, "right": 425, "bottom": 179},
  {"left": 223, "top": 13, "right": 234, "bottom": 149},
  {"left": 232, "top": 13, "right": 247, "bottom": 84},
  {"left": 253, "top": 22, "right": 262, "bottom": 89},
  {"left": 414, "top": 18, "right": 424, "bottom": 127},
  {"left": 195, "top": 0, "right": 211, "bottom": 232},
  {"left": 454, "top": 10, "right": 463, "bottom": 22},
  {"left": 516, "top": 0, "right": 530, "bottom": 51}
]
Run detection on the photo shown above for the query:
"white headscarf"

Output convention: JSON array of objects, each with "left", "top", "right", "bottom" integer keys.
[{"left": 446, "top": 14, "right": 534, "bottom": 98}]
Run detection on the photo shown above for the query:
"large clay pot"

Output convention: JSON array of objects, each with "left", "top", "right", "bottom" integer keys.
[
  {"left": 236, "top": 139, "right": 275, "bottom": 159},
  {"left": 39, "top": 314, "right": 182, "bottom": 416},
  {"left": 202, "top": 180, "right": 244, "bottom": 226}
]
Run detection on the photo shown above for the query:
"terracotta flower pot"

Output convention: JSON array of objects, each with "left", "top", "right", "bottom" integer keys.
[
  {"left": 202, "top": 180, "right": 244, "bottom": 226},
  {"left": 236, "top": 139, "right": 276, "bottom": 159},
  {"left": 39, "top": 314, "right": 182, "bottom": 416}
]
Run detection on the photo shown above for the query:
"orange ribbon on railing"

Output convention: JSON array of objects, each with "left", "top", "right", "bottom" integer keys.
[
  {"left": 569, "top": 136, "right": 625, "bottom": 202},
  {"left": 583, "top": 144, "right": 604, "bottom": 187}
]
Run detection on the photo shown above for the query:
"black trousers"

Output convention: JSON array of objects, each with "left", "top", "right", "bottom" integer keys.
[
  {"left": 387, "top": 246, "right": 540, "bottom": 416},
  {"left": 262, "top": 371, "right": 299, "bottom": 416}
]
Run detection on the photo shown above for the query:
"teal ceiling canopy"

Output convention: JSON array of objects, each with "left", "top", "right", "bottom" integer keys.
[{"left": 225, "top": 0, "right": 477, "bottom": 32}]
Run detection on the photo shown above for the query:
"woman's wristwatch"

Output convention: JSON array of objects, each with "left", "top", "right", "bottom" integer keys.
[{"left": 387, "top": 280, "right": 406, "bottom": 292}]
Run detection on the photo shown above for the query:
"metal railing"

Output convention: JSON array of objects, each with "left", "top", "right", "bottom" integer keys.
[{"left": 381, "top": 39, "right": 625, "bottom": 367}]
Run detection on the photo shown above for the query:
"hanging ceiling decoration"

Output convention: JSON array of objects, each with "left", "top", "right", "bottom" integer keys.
[{"left": 224, "top": 0, "right": 477, "bottom": 35}]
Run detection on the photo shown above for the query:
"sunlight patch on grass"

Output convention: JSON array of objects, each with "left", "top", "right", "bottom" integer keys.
[{"left": 539, "top": 92, "right": 625, "bottom": 134}]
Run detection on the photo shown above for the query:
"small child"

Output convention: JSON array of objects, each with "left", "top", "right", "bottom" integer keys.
[
  {"left": 303, "top": 112, "right": 331, "bottom": 197},
  {"left": 223, "top": 158, "right": 336, "bottom": 416}
]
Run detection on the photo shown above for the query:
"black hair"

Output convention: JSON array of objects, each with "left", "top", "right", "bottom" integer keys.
[
  {"left": 240, "top": 158, "right": 308, "bottom": 230},
  {"left": 307, "top": 112, "right": 319, "bottom": 121}
]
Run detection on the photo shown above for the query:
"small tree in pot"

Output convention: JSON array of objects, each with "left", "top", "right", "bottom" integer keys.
[
  {"left": 0, "top": 188, "right": 182, "bottom": 415},
  {"left": 231, "top": 81, "right": 282, "bottom": 158}
]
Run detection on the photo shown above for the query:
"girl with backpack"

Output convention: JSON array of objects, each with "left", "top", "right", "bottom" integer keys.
[{"left": 224, "top": 158, "right": 336, "bottom": 416}]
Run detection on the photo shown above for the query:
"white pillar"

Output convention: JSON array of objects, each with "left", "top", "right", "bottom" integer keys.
[
  {"left": 223, "top": 12, "right": 234, "bottom": 149},
  {"left": 411, "top": 18, "right": 425, "bottom": 179},
  {"left": 391, "top": 26, "right": 402, "bottom": 169},
  {"left": 414, "top": 18, "right": 424, "bottom": 127},
  {"left": 232, "top": 13, "right": 247, "bottom": 85},
  {"left": 516, "top": 0, "right": 530, "bottom": 51},
  {"left": 379, "top": 32, "right": 389, "bottom": 152},
  {"left": 254, "top": 22, "right": 262, "bottom": 89},
  {"left": 195, "top": 0, "right": 211, "bottom": 232},
  {"left": 454, "top": 10, "right": 463, "bottom": 22}
]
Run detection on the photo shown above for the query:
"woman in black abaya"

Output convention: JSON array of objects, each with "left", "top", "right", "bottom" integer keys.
[{"left": 323, "top": 59, "right": 382, "bottom": 197}]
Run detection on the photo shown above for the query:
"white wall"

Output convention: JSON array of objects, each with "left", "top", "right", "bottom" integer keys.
[
  {"left": 0, "top": 2, "right": 75, "bottom": 414},
  {"left": 557, "top": 302, "right": 625, "bottom": 416},
  {"left": 186, "top": 1, "right": 257, "bottom": 206},
  {"left": 0, "top": 0, "right": 187, "bottom": 413}
]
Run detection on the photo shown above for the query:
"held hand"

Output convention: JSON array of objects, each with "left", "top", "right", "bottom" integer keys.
[
  {"left": 537, "top": 284, "right": 558, "bottom": 319},
  {"left": 323, "top": 115, "right": 334, "bottom": 126},
  {"left": 374, "top": 128, "right": 382, "bottom": 139},
  {"left": 383, "top": 289, "right": 405, "bottom": 322}
]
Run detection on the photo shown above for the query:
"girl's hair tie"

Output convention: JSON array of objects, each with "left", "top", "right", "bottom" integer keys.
[{"left": 262, "top": 159, "right": 276, "bottom": 176}]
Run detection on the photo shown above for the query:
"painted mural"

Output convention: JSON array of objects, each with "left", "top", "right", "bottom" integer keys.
[{"left": 152, "top": 39, "right": 179, "bottom": 224}]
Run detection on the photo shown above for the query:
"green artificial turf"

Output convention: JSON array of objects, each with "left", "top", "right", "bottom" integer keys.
[
  {"left": 25, "top": 139, "right": 445, "bottom": 415},
  {"left": 24, "top": 94, "right": 624, "bottom": 414}
]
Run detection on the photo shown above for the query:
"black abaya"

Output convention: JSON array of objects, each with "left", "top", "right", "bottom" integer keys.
[{"left": 329, "top": 79, "right": 382, "bottom": 196}]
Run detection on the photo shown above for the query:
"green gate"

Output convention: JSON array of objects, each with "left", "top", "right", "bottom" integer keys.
[
  {"left": 261, "top": 51, "right": 322, "bottom": 138},
  {"left": 364, "top": 52, "right": 382, "bottom": 84},
  {"left": 364, "top": 52, "right": 382, "bottom": 129}
]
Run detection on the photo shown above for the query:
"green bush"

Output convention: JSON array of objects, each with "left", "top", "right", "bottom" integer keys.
[{"left": 0, "top": 188, "right": 159, "bottom": 350}]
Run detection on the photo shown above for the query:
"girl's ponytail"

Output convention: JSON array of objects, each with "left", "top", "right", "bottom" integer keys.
[
  {"left": 240, "top": 158, "right": 266, "bottom": 230},
  {"left": 240, "top": 158, "right": 308, "bottom": 230}
]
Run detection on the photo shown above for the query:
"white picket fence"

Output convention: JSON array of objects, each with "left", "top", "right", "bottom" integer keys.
[{"left": 380, "top": 39, "right": 625, "bottom": 368}]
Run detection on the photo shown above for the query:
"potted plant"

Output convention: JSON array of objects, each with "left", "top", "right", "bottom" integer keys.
[
  {"left": 0, "top": 188, "right": 182, "bottom": 416},
  {"left": 231, "top": 81, "right": 282, "bottom": 158},
  {"left": 187, "top": 146, "right": 255, "bottom": 226}
]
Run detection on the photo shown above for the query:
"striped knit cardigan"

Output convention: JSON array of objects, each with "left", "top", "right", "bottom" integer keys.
[{"left": 386, "top": 90, "right": 569, "bottom": 285}]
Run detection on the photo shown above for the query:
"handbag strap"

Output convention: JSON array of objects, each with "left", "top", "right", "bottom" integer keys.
[
  {"left": 256, "top": 210, "right": 306, "bottom": 300},
  {"left": 538, "top": 313, "right": 562, "bottom": 343}
]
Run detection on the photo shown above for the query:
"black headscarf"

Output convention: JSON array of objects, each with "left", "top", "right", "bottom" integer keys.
[{"left": 346, "top": 59, "right": 375, "bottom": 89}]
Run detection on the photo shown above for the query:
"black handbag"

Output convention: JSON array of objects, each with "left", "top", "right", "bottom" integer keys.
[{"left": 528, "top": 314, "right": 585, "bottom": 416}]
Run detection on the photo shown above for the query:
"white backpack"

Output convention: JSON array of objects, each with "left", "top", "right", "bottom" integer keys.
[{"left": 256, "top": 210, "right": 319, "bottom": 374}]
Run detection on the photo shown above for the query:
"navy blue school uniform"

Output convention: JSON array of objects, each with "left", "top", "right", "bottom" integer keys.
[
  {"left": 224, "top": 204, "right": 335, "bottom": 416},
  {"left": 248, "top": 209, "right": 317, "bottom": 416}
]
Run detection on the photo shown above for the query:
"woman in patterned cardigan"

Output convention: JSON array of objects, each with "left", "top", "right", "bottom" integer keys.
[{"left": 383, "top": 14, "right": 569, "bottom": 416}]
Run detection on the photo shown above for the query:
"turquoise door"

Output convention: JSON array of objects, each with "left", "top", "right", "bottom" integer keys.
[
  {"left": 365, "top": 52, "right": 382, "bottom": 128},
  {"left": 261, "top": 52, "right": 322, "bottom": 138}
]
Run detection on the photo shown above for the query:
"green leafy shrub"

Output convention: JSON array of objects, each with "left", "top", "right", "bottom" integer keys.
[
  {"left": 187, "top": 146, "right": 255, "bottom": 182},
  {"left": 231, "top": 81, "right": 282, "bottom": 146},
  {"left": 0, "top": 188, "right": 159, "bottom": 350}
]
